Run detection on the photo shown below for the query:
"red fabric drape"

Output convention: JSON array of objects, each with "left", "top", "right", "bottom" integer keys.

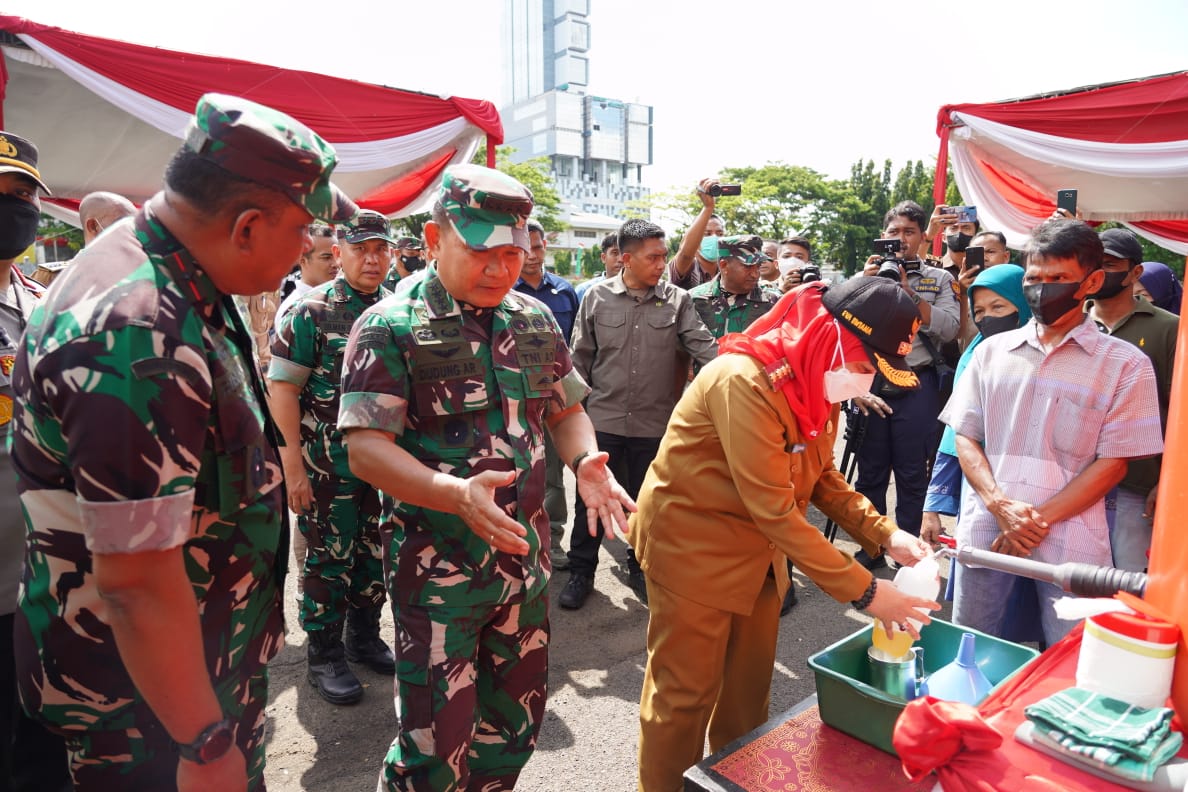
[
  {"left": 355, "top": 150, "right": 456, "bottom": 214},
  {"left": 937, "top": 71, "right": 1188, "bottom": 144},
  {"left": 0, "top": 14, "right": 503, "bottom": 145}
]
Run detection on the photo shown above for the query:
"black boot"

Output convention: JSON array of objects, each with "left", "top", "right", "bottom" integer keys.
[
  {"left": 345, "top": 606, "right": 396, "bottom": 675},
  {"left": 307, "top": 626, "right": 364, "bottom": 705}
]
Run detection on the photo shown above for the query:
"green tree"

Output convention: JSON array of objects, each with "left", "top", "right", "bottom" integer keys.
[
  {"left": 552, "top": 249, "right": 573, "bottom": 277},
  {"left": 471, "top": 144, "right": 566, "bottom": 232}
]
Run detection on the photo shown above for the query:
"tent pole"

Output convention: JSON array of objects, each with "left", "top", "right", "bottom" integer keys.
[
  {"left": 486, "top": 135, "right": 495, "bottom": 168},
  {"left": 931, "top": 125, "right": 951, "bottom": 258}
]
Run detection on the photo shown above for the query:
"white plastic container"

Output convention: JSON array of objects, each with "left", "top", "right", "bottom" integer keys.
[
  {"left": 869, "top": 555, "right": 940, "bottom": 660},
  {"left": 1075, "top": 611, "right": 1178, "bottom": 710}
]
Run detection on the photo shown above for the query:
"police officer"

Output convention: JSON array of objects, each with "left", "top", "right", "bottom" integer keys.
[
  {"left": 338, "top": 164, "right": 635, "bottom": 791},
  {"left": 855, "top": 200, "right": 960, "bottom": 560},
  {"left": 11, "top": 94, "right": 357, "bottom": 790},
  {"left": 270, "top": 210, "right": 396, "bottom": 705},
  {"left": 0, "top": 131, "right": 70, "bottom": 791},
  {"left": 689, "top": 234, "right": 779, "bottom": 341}
]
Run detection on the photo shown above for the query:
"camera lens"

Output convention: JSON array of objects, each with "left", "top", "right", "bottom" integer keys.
[
  {"left": 707, "top": 185, "right": 722, "bottom": 197},
  {"left": 801, "top": 266, "right": 821, "bottom": 283},
  {"left": 876, "top": 262, "right": 902, "bottom": 280}
]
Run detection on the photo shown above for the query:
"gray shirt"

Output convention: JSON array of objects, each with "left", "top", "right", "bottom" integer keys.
[
  {"left": 0, "top": 277, "right": 38, "bottom": 614},
  {"left": 904, "top": 261, "right": 961, "bottom": 368},
  {"left": 571, "top": 274, "right": 716, "bottom": 438}
]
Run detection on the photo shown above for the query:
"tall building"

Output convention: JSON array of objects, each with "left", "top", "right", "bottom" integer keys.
[{"left": 501, "top": 0, "right": 652, "bottom": 222}]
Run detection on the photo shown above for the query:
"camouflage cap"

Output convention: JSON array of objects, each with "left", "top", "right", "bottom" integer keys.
[
  {"left": 718, "top": 234, "right": 769, "bottom": 266},
  {"left": 185, "top": 93, "right": 357, "bottom": 224},
  {"left": 394, "top": 235, "right": 423, "bottom": 250},
  {"left": 0, "top": 131, "right": 51, "bottom": 194},
  {"left": 438, "top": 164, "right": 534, "bottom": 252},
  {"left": 343, "top": 210, "right": 395, "bottom": 244}
]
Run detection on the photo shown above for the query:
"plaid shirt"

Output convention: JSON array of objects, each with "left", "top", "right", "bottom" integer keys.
[{"left": 940, "top": 316, "right": 1163, "bottom": 566}]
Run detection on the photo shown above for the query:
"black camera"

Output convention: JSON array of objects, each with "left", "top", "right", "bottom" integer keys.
[
  {"left": 872, "top": 238, "right": 903, "bottom": 280},
  {"left": 707, "top": 183, "right": 742, "bottom": 197},
  {"left": 800, "top": 264, "right": 821, "bottom": 283}
]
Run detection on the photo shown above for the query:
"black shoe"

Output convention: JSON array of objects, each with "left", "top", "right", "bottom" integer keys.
[
  {"left": 627, "top": 567, "right": 649, "bottom": 607},
  {"left": 854, "top": 549, "right": 887, "bottom": 571},
  {"left": 780, "top": 585, "right": 798, "bottom": 616},
  {"left": 558, "top": 573, "right": 594, "bottom": 610},
  {"left": 307, "top": 628, "right": 364, "bottom": 705},
  {"left": 344, "top": 606, "right": 396, "bottom": 675}
]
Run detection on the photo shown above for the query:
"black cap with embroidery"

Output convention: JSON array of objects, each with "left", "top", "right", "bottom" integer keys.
[{"left": 823, "top": 277, "right": 921, "bottom": 390}]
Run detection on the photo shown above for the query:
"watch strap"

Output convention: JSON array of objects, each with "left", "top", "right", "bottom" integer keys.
[
  {"left": 570, "top": 450, "right": 592, "bottom": 473},
  {"left": 175, "top": 718, "right": 234, "bottom": 764}
]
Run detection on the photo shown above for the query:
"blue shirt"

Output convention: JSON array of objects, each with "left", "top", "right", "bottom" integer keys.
[
  {"left": 575, "top": 273, "right": 607, "bottom": 303},
  {"left": 514, "top": 270, "right": 580, "bottom": 344}
]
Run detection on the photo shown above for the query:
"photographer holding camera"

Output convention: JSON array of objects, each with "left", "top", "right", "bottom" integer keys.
[
  {"left": 668, "top": 178, "right": 732, "bottom": 290},
  {"left": 852, "top": 201, "right": 960, "bottom": 563}
]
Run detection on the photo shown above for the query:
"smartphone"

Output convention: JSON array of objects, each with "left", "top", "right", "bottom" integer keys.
[
  {"left": 964, "top": 246, "right": 985, "bottom": 273},
  {"left": 947, "top": 205, "right": 978, "bottom": 224},
  {"left": 1056, "top": 189, "right": 1078, "bottom": 215}
]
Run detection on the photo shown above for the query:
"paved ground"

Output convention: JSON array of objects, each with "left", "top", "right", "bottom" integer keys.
[{"left": 263, "top": 444, "right": 955, "bottom": 791}]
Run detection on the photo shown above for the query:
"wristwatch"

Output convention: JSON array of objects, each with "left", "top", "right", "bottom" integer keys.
[
  {"left": 908, "top": 290, "right": 922, "bottom": 305},
  {"left": 570, "top": 450, "right": 592, "bottom": 473},
  {"left": 175, "top": 719, "right": 235, "bottom": 765}
]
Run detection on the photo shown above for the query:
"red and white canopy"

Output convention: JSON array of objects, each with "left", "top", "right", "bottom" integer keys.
[
  {"left": 0, "top": 14, "right": 503, "bottom": 224},
  {"left": 932, "top": 71, "right": 1188, "bottom": 254}
]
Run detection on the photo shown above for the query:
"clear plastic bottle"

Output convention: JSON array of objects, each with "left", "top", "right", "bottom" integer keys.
[{"left": 870, "top": 555, "right": 940, "bottom": 660}]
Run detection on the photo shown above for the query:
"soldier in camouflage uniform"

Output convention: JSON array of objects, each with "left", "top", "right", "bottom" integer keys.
[
  {"left": 338, "top": 164, "right": 636, "bottom": 791},
  {"left": 689, "top": 235, "right": 779, "bottom": 341},
  {"left": 10, "top": 93, "right": 357, "bottom": 790},
  {"left": 382, "top": 235, "right": 427, "bottom": 291},
  {"left": 269, "top": 210, "right": 395, "bottom": 705}
]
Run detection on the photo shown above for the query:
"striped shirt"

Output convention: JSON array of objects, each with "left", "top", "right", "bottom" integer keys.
[{"left": 940, "top": 316, "right": 1163, "bottom": 566}]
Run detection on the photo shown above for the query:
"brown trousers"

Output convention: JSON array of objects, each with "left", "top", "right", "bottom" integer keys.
[{"left": 637, "top": 575, "right": 782, "bottom": 792}]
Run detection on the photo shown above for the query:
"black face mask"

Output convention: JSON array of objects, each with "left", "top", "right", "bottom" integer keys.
[
  {"left": 1023, "top": 281, "right": 1084, "bottom": 326},
  {"left": 0, "top": 194, "right": 41, "bottom": 260},
  {"left": 945, "top": 232, "right": 973, "bottom": 253},
  {"left": 1089, "top": 269, "right": 1131, "bottom": 300},
  {"left": 401, "top": 254, "right": 425, "bottom": 273},
  {"left": 974, "top": 311, "right": 1020, "bottom": 339}
]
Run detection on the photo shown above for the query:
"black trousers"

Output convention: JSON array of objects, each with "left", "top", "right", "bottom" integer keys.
[
  {"left": 566, "top": 432, "right": 661, "bottom": 577},
  {"left": 0, "top": 612, "right": 71, "bottom": 792}
]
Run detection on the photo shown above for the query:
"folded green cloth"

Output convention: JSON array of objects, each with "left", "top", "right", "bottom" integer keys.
[
  {"left": 1024, "top": 686, "right": 1178, "bottom": 764},
  {"left": 1030, "top": 725, "right": 1183, "bottom": 784}
]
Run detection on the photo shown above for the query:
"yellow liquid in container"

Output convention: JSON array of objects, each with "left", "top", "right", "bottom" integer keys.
[{"left": 871, "top": 624, "right": 915, "bottom": 660}]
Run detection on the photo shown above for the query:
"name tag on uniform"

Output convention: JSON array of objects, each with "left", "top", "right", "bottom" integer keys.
[
  {"left": 412, "top": 344, "right": 482, "bottom": 383},
  {"left": 514, "top": 331, "right": 556, "bottom": 368}
]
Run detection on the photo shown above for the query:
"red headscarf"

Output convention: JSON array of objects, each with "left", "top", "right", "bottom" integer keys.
[{"left": 718, "top": 283, "right": 868, "bottom": 439}]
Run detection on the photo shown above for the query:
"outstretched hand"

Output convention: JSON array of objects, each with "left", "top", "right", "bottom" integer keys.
[{"left": 575, "top": 451, "right": 637, "bottom": 540}]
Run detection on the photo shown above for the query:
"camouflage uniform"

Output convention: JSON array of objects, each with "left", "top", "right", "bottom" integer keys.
[
  {"left": 12, "top": 209, "right": 286, "bottom": 787},
  {"left": 688, "top": 235, "right": 779, "bottom": 340},
  {"left": 270, "top": 277, "right": 390, "bottom": 631},
  {"left": 689, "top": 276, "right": 779, "bottom": 339},
  {"left": 339, "top": 165, "right": 588, "bottom": 791},
  {"left": 9, "top": 93, "right": 357, "bottom": 787}
]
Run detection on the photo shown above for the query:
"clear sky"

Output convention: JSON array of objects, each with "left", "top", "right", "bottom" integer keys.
[{"left": 9, "top": 0, "right": 1188, "bottom": 196}]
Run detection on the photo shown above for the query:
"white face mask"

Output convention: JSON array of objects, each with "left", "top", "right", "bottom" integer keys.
[{"left": 823, "top": 320, "right": 875, "bottom": 403}]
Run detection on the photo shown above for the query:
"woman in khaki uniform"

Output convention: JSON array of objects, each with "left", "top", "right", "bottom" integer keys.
[{"left": 631, "top": 277, "right": 941, "bottom": 792}]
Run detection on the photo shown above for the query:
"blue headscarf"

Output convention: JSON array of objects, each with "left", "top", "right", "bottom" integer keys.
[
  {"left": 938, "top": 264, "right": 1030, "bottom": 457},
  {"left": 1137, "top": 261, "right": 1183, "bottom": 316}
]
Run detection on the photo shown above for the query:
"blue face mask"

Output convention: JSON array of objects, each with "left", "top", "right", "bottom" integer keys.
[{"left": 699, "top": 236, "right": 722, "bottom": 261}]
